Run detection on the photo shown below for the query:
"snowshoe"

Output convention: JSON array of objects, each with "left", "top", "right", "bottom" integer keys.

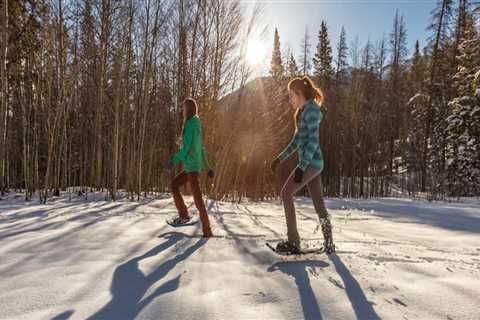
[
  {"left": 266, "top": 241, "right": 324, "bottom": 256},
  {"left": 166, "top": 216, "right": 198, "bottom": 227}
]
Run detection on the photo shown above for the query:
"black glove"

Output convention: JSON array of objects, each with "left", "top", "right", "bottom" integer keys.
[
  {"left": 270, "top": 158, "right": 280, "bottom": 173},
  {"left": 294, "top": 167, "right": 304, "bottom": 183},
  {"left": 207, "top": 169, "right": 215, "bottom": 179}
]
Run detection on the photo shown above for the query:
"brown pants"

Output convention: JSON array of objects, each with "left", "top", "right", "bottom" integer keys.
[
  {"left": 170, "top": 171, "right": 211, "bottom": 233},
  {"left": 280, "top": 166, "right": 329, "bottom": 246}
]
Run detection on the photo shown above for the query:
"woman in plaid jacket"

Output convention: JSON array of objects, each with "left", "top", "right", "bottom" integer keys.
[{"left": 271, "top": 76, "right": 335, "bottom": 254}]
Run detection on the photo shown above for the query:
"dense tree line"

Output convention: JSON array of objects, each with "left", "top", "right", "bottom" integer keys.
[
  {"left": 219, "top": 0, "right": 479, "bottom": 200},
  {"left": 0, "top": 0, "right": 478, "bottom": 202},
  {"left": 0, "top": 0, "right": 261, "bottom": 202}
]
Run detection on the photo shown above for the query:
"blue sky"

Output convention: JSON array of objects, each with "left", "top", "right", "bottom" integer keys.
[{"left": 245, "top": 0, "right": 439, "bottom": 74}]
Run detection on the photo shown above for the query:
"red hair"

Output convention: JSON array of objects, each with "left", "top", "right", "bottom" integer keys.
[{"left": 288, "top": 76, "right": 326, "bottom": 130}]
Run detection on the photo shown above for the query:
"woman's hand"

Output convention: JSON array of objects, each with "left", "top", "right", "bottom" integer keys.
[
  {"left": 270, "top": 158, "right": 280, "bottom": 173},
  {"left": 176, "top": 137, "right": 182, "bottom": 147},
  {"left": 294, "top": 167, "right": 304, "bottom": 183},
  {"left": 207, "top": 169, "right": 215, "bottom": 179}
]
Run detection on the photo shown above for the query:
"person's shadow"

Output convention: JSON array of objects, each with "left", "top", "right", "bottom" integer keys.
[
  {"left": 87, "top": 231, "right": 208, "bottom": 320},
  {"left": 328, "top": 254, "right": 380, "bottom": 320},
  {"left": 268, "top": 254, "right": 381, "bottom": 320},
  {"left": 268, "top": 260, "right": 329, "bottom": 320}
]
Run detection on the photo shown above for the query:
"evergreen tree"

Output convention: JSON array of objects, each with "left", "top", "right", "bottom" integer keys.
[
  {"left": 313, "top": 21, "right": 334, "bottom": 87},
  {"left": 421, "top": 0, "right": 455, "bottom": 194},
  {"left": 406, "top": 40, "right": 429, "bottom": 186},
  {"left": 335, "top": 26, "right": 348, "bottom": 83},
  {"left": 445, "top": 18, "right": 480, "bottom": 196},
  {"left": 270, "top": 28, "right": 284, "bottom": 80},
  {"left": 287, "top": 53, "right": 299, "bottom": 77},
  {"left": 411, "top": 40, "right": 427, "bottom": 91}
]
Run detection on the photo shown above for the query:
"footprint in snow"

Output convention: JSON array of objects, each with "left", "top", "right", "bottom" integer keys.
[
  {"left": 393, "top": 298, "right": 407, "bottom": 307},
  {"left": 328, "top": 276, "right": 345, "bottom": 289},
  {"left": 242, "top": 291, "right": 267, "bottom": 298}
]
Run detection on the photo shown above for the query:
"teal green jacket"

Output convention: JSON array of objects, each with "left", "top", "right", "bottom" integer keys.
[
  {"left": 278, "top": 99, "right": 324, "bottom": 172},
  {"left": 171, "top": 116, "right": 210, "bottom": 173}
]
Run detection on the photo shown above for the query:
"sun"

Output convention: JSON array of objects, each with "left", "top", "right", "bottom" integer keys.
[{"left": 246, "top": 39, "right": 267, "bottom": 66}]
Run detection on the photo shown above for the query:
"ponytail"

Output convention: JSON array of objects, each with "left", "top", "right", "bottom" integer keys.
[
  {"left": 288, "top": 76, "right": 326, "bottom": 131},
  {"left": 288, "top": 75, "right": 325, "bottom": 106}
]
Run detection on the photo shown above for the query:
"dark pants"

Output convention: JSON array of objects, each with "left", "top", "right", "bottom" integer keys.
[
  {"left": 170, "top": 171, "right": 211, "bottom": 234},
  {"left": 280, "top": 166, "right": 329, "bottom": 246}
]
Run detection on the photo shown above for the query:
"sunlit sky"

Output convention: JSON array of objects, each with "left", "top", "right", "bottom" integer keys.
[{"left": 243, "top": 0, "right": 438, "bottom": 75}]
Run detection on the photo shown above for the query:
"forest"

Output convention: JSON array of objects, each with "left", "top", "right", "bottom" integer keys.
[{"left": 0, "top": 0, "right": 479, "bottom": 203}]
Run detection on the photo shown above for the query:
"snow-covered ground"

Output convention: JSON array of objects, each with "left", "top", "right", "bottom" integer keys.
[{"left": 1, "top": 192, "right": 479, "bottom": 320}]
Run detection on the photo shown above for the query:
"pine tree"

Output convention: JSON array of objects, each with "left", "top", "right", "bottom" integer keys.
[
  {"left": 445, "top": 18, "right": 480, "bottom": 196},
  {"left": 270, "top": 28, "right": 284, "bottom": 80},
  {"left": 406, "top": 40, "right": 429, "bottom": 186},
  {"left": 313, "top": 21, "right": 334, "bottom": 88},
  {"left": 335, "top": 26, "right": 348, "bottom": 83},
  {"left": 411, "top": 40, "right": 426, "bottom": 91},
  {"left": 287, "top": 53, "right": 299, "bottom": 77},
  {"left": 421, "top": 0, "right": 454, "bottom": 194}
]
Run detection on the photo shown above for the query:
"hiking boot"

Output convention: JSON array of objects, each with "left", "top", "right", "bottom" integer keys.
[
  {"left": 172, "top": 216, "right": 191, "bottom": 225},
  {"left": 320, "top": 216, "right": 335, "bottom": 254},
  {"left": 276, "top": 240, "right": 301, "bottom": 254}
]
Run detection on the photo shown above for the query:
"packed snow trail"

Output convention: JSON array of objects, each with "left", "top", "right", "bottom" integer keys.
[{"left": 0, "top": 193, "right": 479, "bottom": 320}]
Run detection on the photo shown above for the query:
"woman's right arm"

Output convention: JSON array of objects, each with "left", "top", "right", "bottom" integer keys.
[{"left": 277, "top": 132, "right": 300, "bottom": 162}]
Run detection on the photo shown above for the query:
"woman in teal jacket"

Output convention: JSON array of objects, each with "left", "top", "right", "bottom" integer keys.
[
  {"left": 271, "top": 76, "right": 335, "bottom": 254},
  {"left": 167, "top": 98, "right": 214, "bottom": 237}
]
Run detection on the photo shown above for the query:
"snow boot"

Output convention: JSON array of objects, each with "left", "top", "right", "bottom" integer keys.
[
  {"left": 320, "top": 216, "right": 335, "bottom": 254},
  {"left": 172, "top": 216, "right": 192, "bottom": 225},
  {"left": 276, "top": 240, "right": 301, "bottom": 254}
]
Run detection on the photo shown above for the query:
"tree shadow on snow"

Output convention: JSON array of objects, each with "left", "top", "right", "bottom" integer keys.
[
  {"left": 267, "top": 260, "right": 329, "bottom": 320},
  {"left": 324, "top": 198, "right": 480, "bottom": 233},
  {"left": 328, "top": 254, "right": 381, "bottom": 320},
  {"left": 86, "top": 231, "right": 208, "bottom": 320}
]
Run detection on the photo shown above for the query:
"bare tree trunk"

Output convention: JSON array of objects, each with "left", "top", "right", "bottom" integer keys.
[
  {"left": 42, "top": 0, "right": 66, "bottom": 203},
  {"left": 0, "top": 0, "right": 8, "bottom": 195},
  {"left": 111, "top": 49, "right": 122, "bottom": 201},
  {"left": 20, "top": 72, "right": 30, "bottom": 200},
  {"left": 94, "top": 0, "right": 111, "bottom": 191}
]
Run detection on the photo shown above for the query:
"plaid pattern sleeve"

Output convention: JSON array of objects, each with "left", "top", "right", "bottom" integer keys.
[
  {"left": 278, "top": 132, "right": 300, "bottom": 162},
  {"left": 298, "top": 107, "right": 321, "bottom": 171}
]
